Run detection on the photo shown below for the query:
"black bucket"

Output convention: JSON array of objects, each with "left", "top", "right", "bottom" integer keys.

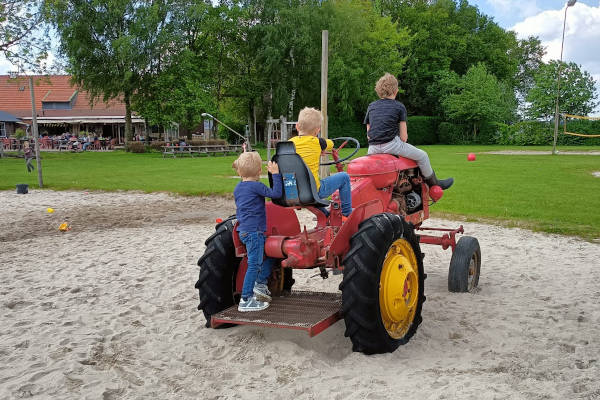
[{"left": 16, "top": 184, "right": 29, "bottom": 194}]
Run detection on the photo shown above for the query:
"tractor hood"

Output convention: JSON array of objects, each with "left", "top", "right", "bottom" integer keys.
[{"left": 347, "top": 154, "right": 418, "bottom": 189}]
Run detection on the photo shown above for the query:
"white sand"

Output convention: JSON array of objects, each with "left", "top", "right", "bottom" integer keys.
[{"left": 1, "top": 190, "right": 599, "bottom": 399}]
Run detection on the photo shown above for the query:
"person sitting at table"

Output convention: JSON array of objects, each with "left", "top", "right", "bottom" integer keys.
[{"left": 82, "top": 136, "right": 92, "bottom": 151}]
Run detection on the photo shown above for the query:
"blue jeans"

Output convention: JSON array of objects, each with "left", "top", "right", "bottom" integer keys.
[
  {"left": 318, "top": 172, "right": 352, "bottom": 216},
  {"left": 239, "top": 231, "right": 274, "bottom": 300}
]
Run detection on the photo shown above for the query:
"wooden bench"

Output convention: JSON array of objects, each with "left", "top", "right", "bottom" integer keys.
[{"left": 162, "top": 144, "right": 243, "bottom": 158}]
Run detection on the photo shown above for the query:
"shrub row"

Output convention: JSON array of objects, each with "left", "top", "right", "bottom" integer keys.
[{"left": 328, "top": 116, "right": 441, "bottom": 147}]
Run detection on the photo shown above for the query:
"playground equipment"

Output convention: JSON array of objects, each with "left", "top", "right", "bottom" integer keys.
[
  {"left": 195, "top": 138, "right": 481, "bottom": 354},
  {"left": 563, "top": 114, "right": 600, "bottom": 138}
]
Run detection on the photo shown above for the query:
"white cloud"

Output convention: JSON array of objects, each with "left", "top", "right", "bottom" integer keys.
[
  {"left": 0, "top": 54, "right": 18, "bottom": 74},
  {"left": 511, "top": 2, "right": 600, "bottom": 116},
  {"left": 487, "top": 0, "right": 541, "bottom": 20}
]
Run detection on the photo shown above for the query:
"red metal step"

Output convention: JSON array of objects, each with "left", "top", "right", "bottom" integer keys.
[{"left": 211, "top": 291, "right": 342, "bottom": 337}]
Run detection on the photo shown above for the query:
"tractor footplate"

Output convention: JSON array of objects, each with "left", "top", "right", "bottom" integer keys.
[{"left": 211, "top": 291, "right": 342, "bottom": 337}]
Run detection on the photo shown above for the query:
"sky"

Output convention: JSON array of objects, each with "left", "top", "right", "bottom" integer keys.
[
  {"left": 469, "top": 0, "right": 600, "bottom": 115},
  {"left": 1, "top": 1, "right": 599, "bottom": 114}
]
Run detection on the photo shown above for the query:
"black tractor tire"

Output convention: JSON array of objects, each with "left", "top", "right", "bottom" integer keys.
[
  {"left": 341, "top": 213, "right": 425, "bottom": 354},
  {"left": 195, "top": 215, "right": 241, "bottom": 328},
  {"left": 448, "top": 236, "right": 481, "bottom": 293}
]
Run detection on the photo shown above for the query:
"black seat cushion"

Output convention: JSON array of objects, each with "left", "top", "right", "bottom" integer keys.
[{"left": 269, "top": 141, "right": 329, "bottom": 208}]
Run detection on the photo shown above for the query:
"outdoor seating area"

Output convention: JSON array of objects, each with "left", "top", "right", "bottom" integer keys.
[
  {"left": 162, "top": 143, "right": 243, "bottom": 158},
  {"left": 1, "top": 136, "right": 117, "bottom": 152}
]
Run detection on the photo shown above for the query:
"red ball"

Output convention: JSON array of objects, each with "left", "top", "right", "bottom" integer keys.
[
  {"left": 467, "top": 153, "right": 476, "bottom": 161},
  {"left": 429, "top": 185, "right": 444, "bottom": 202}
]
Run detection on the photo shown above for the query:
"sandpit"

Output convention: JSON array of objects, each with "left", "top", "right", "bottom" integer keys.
[{"left": 1, "top": 190, "right": 599, "bottom": 399}]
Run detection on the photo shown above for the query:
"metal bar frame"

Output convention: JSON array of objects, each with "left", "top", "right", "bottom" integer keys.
[{"left": 417, "top": 225, "right": 464, "bottom": 251}]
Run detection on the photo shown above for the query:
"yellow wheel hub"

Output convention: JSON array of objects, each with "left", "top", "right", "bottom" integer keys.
[{"left": 379, "top": 238, "right": 419, "bottom": 339}]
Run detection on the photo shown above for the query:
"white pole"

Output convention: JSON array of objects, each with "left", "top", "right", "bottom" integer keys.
[{"left": 552, "top": 1, "right": 576, "bottom": 155}]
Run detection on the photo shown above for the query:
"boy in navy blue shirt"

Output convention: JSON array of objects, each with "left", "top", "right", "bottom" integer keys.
[
  {"left": 365, "top": 73, "right": 453, "bottom": 190},
  {"left": 233, "top": 151, "right": 283, "bottom": 312}
]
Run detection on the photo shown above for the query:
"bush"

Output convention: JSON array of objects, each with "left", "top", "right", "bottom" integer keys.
[
  {"left": 558, "top": 119, "right": 600, "bottom": 146},
  {"left": 126, "top": 142, "right": 146, "bottom": 153},
  {"left": 189, "top": 139, "right": 227, "bottom": 145},
  {"left": 438, "top": 122, "right": 470, "bottom": 144},
  {"left": 493, "top": 121, "right": 551, "bottom": 145},
  {"left": 149, "top": 141, "right": 165, "bottom": 151},
  {"left": 329, "top": 118, "right": 367, "bottom": 147},
  {"left": 14, "top": 128, "right": 26, "bottom": 138},
  {"left": 406, "top": 116, "right": 440, "bottom": 145}
]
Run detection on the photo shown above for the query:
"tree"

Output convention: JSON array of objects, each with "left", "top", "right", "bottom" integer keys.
[
  {"left": 46, "top": 0, "right": 176, "bottom": 142},
  {"left": 326, "top": 0, "right": 411, "bottom": 119},
  {"left": 513, "top": 36, "right": 546, "bottom": 99},
  {"left": 0, "top": 0, "right": 50, "bottom": 71},
  {"left": 441, "top": 63, "right": 516, "bottom": 139},
  {"left": 526, "top": 60, "right": 599, "bottom": 121},
  {"left": 376, "top": 0, "right": 520, "bottom": 116}
]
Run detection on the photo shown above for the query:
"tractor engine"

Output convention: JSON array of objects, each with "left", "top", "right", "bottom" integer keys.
[{"left": 390, "top": 168, "right": 422, "bottom": 216}]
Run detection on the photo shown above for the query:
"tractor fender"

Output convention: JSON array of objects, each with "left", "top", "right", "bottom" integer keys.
[
  {"left": 329, "top": 199, "right": 384, "bottom": 259},
  {"left": 266, "top": 201, "right": 301, "bottom": 236}
]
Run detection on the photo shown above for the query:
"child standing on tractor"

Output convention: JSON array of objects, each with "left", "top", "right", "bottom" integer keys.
[
  {"left": 233, "top": 151, "right": 283, "bottom": 312},
  {"left": 290, "top": 107, "right": 353, "bottom": 216},
  {"left": 364, "top": 73, "right": 453, "bottom": 190}
]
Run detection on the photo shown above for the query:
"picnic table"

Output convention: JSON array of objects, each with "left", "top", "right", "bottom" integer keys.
[{"left": 162, "top": 144, "right": 243, "bottom": 158}]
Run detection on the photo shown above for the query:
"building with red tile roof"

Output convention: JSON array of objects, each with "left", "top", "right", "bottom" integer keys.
[{"left": 0, "top": 75, "right": 144, "bottom": 141}]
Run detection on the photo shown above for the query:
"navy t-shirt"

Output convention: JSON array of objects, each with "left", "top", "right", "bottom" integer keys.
[
  {"left": 363, "top": 99, "right": 407, "bottom": 145},
  {"left": 234, "top": 174, "right": 283, "bottom": 232}
]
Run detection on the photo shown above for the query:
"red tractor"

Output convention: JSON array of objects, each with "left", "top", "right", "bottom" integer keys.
[{"left": 196, "top": 138, "right": 481, "bottom": 354}]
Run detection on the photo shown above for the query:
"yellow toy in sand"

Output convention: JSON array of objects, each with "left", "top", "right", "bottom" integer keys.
[
  {"left": 47, "top": 208, "right": 55, "bottom": 213},
  {"left": 58, "top": 222, "right": 70, "bottom": 232}
]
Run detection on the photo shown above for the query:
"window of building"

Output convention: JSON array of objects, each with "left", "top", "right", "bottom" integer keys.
[{"left": 0, "top": 122, "right": 6, "bottom": 137}]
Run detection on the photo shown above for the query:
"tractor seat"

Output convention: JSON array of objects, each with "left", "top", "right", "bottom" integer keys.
[{"left": 269, "top": 141, "right": 329, "bottom": 208}]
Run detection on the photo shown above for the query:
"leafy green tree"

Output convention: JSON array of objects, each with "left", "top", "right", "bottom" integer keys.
[
  {"left": 376, "top": 0, "right": 520, "bottom": 116},
  {"left": 513, "top": 36, "right": 546, "bottom": 100},
  {"left": 46, "top": 0, "right": 176, "bottom": 142},
  {"left": 326, "top": 0, "right": 410, "bottom": 119},
  {"left": 133, "top": 1, "right": 224, "bottom": 138},
  {"left": 0, "top": 0, "right": 50, "bottom": 71},
  {"left": 526, "top": 60, "right": 599, "bottom": 121},
  {"left": 441, "top": 63, "right": 516, "bottom": 139}
]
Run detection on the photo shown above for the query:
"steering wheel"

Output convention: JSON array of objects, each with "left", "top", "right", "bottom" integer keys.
[{"left": 319, "top": 137, "right": 361, "bottom": 166}]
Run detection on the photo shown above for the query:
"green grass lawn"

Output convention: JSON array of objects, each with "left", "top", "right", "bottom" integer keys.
[{"left": 1, "top": 145, "right": 599, "bottom": 239}]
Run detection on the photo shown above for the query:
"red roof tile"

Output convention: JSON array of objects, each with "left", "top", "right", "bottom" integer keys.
[{"left": 0, "top": 75, "right": 130, "bottom": 119}]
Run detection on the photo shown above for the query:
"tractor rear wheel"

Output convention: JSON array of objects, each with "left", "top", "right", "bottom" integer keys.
[
  {"left": 448, "top": 236, "right": 481, "bottom": 293},
  {"left": 195, "top": 216, "right": 241, "bottom": 328},
  {"left": 341, "top": 213, "right": 425, "bottom": 354}
]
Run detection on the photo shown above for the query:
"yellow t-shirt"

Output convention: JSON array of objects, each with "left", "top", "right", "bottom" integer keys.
[{"left": 289, "top": 135, "right": 333, "bottom": 190}]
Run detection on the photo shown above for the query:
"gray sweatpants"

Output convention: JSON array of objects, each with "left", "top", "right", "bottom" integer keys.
[{"left": 368, "top": 136, "right": 433, "bottom": 177}]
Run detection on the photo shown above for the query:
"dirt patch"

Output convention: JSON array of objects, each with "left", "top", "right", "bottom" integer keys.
[{"left": 0, "top": 190, "right": 235, "bottom": 242}]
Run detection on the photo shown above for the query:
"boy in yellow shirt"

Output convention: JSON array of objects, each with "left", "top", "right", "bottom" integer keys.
[{"left": 289, "top": 107, "right": 352, "bottom": 216}]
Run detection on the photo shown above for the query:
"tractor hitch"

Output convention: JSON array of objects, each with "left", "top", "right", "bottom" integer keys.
[{"left": 416, "top": 225, "right": 464, "bottom": 251}]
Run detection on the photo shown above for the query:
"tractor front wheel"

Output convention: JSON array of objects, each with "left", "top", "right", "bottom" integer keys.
[
  {"left": 195, "top": 216, "right": 241, "bottom": 327},
  {"left": 448, "top": 236, "right": 481, "bottom": 293},
  {"left": 341, "top": 213, "right": 425, "bottom": 354}
]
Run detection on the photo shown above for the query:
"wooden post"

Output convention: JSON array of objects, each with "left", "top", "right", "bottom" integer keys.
[
  {"left": 319, "top": 30, "right": 329, "bottom": 179},
  {"left": 266, "top": 118, "right": 272, "bottom": 162},
  {"left": 29, "top": 76, "right": 43, "bottom": 188}
]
